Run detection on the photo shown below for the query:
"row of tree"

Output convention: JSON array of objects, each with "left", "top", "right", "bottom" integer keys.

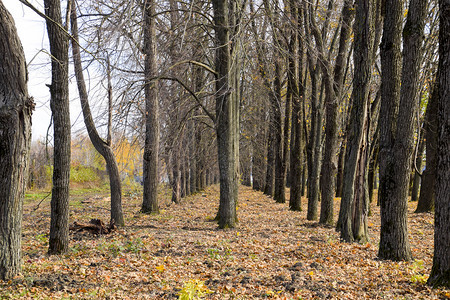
[{"left": 0, "top": 0, "right": 449, "bottom": 287}]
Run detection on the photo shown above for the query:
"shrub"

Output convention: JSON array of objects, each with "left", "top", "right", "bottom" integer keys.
[{"left": 178, "top": 279, "right": 211, "bottom": 300}]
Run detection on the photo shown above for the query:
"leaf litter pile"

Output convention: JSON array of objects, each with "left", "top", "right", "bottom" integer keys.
[{"left": 2, "top": 185, "right": 449, "bottom": 299}]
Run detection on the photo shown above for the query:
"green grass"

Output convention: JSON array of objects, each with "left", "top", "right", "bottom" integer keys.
[{"left": 24, "top": 191, "right": 51, "bottom": 204}]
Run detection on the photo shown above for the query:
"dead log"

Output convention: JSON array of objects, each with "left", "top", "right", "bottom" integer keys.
[{"left": 69, "top": 219, "right": 115, "bottom": 234}]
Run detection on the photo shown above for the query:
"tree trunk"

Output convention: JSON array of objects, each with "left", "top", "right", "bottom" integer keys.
[
  {"left": 351, "top": 104, "right": 371, "bottom": 243},
  {"left": 304, "top": 54, "right": 323, "bottom": 220},
  {"left": 416, "top": 80, "right": 438, "bottom": 212},
  {"left": 368, "top": 142, "right": 378, "bottom": 204},
  {"left": 171, "top": 152, "right": 181, "bottom": 203},
  {"left": 337, "top": 0, "right": 373, "bottom": 241},
  {"left": 304, "top": 6, "right": 324, "bottom": 221},
  {"left": 301, "top": 161, "right": 307, "bottom": 197},
  {"left": 410, "top": 131, "right": 425, "bottom": 202},
  {"left": 184, "top": 157, "right": 191, "bottom": 196},
  {"left": 0, "top": 2, "right": 33, "bottom": 280},
  {"left": 142, "top": 0, "right": 160, "bottom": 214},
  {"left": 196, "top": 125, "right": 206, "bottom": 191},
  {"left": 428, "top": 0, "right": 450, "bottom": 285},
  {"left": 273, "top": 59, "right": 286, "bottom": 203},
  {"left": 318, "top": 0, "right": 354, "bottom": 226},
  {"left": 70, "top": 4, "right": 124, "bottom": 226},
  {"left": 307, "top": 88, "right": 323, "bottom": 221},
  {"left": 106, "top": 55, "right": 113, "bottom": 146},
  {"left": 289, "top": 1, "right": 304, "bottom": 212},
  {"left": 206, "top": 168, "right": 211, "bottom": 186},
  {"left": 190, "top": 71, "right": 203, "bottom": 195},
  {"left": 213, "top": 0, "right": 240, "bottom": 229},
  {"left": 378, "top": 0, "right": 405, "bottom": 259},
  {"left": 335, "top": 141, "right": 346, "bottom": 198},
  {"left": 378, "top": 0, "right": 426, "bottom": 261},
  {"left": 276, "top": 58, "right": 291, "bottom": 203},
  {"left": 180, "top": 156, "right": 186, "bottom": 198},
  {"left": 45, "top": 0, "right": 71, "bottom": 255},
  {"left": 264, "top": 126, "right": 275, "bottom": 196},
  {"left": 189, "top": 129, "right": 197, "bottom": 194}
]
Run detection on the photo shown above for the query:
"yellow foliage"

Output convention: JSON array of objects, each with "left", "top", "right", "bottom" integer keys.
[
  {"left": 113, "top": 137, "right": 143, "bottom": 177},
  {"left": 155, "top": 265, "right": 165, "bottom": 272}
]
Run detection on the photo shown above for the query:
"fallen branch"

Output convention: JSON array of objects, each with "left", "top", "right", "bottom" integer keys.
[{"left": 69, "top": 219, "right": 115, "bottom": 234}]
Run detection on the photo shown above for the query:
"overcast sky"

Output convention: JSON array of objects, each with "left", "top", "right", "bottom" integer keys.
[{"left": 5, "top": 0, "right": 83, "bottom": 142}]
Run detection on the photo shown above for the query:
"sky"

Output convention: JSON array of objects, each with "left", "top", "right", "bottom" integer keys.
[{"left": 5, "top": 0, "right": 84, "bottom": 142}]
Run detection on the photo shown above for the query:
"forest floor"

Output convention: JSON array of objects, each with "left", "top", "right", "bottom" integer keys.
[{"left": 1, "top": 184, "right": 449, "bottom": 299}]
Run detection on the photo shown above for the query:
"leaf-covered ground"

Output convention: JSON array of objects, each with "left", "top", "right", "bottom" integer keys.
[{"left": 1, "top": 185, "right": 449, "bottom": 299}]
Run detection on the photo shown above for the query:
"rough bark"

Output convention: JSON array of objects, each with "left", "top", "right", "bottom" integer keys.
[
  {"left": 416, "top": 80, "right": 438, "bottom": 212},
  {"left": 171, "top": 152, "right": 181, "bottom": 203},
  {"left": 45, "top": 0, "right": 71, "bottom": 255},
  {"left": 189, "top": 127, "right": 198, "bottom": 194},
  {"left": 180, "top": 156, "right": 186, "bottom": 198},
  {"left": 196, "top": 124, "right": 206, "bottom": 191},
  {"left": 277, "top": 60, "right": 291, "bottom": 203},
  {"left": 335, "top": 141, "right": 346, "bottom": 197},
  {"left": 0, "top": 1, "right": 33, "bottom": 280},
  {"left": 337, "top": 0, "right": 373, "bottom": 242},
  {"left": 272, "top": 60, "right": 284, "bottom": 203},
  {"left": 301, "top": 161, "right": 307, "bottom": 197},
  {"left": 184, "top": 157, "right": 190, "bottom": 196},
  {"left": 351, "top": 103, "right": 371, "bottom": 243},
  {"left": 142, "top": 0, "right": 160, "bottom": 214},
  {"left": 378, "top": 0, "right": 426, "bottom": 261},
  {"left": 213, "top": 0, "right": 239, "bottom": 228},
  {"left": 428, "top": 0, "right": 450, "bottom": 286},
  {"left": 289, "top": 1, "right": 304, "bottom": 212},
  {"left": 167, "top": 0, "right": 184, "bottom": 202},
  {"left": 70, "top": 4, "right": 124, "bottom": 226},
  {"left": 318, "top": 0, "right": 354, "bottom": 226},
  {"left": 304, "top": 5, "right": 324, "bottom": 221},
  {"left": 264, "top": 116, "right": 275, "bottom": 196},
  {"left": 190, "top": 71, "right": 203, "bottom": 195}
]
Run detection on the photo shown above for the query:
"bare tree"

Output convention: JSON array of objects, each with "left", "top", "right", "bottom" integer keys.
[
  {"left": 289, "top": 0, "right": 304, "bottom": 211},
  {"left": 45, "top": 0, "right": 71, "bottom": 255},
  {"left": 141, "top": 0, "right": 160, "bottom": 214},
  {"left": 318, "top": 0, "right": 355, "bottom": 225},
  {"left": 70, "top": 2, "right": 124, "bottom": 226},
  {"left": 337, "top": 0, "right": 374, "bottom": 242},
  {"left": 378, "top": 0, "right": 427, "bottom": 261},
  {"left": 212, "top": 0, "right": 241, "bottom": 228}
]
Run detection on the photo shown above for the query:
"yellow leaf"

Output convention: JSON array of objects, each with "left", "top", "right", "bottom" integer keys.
[
  {"left": 156, "top": 265, "right": 165, "bottom": 272},
  {"left": 308, "top": 271, "right": 314, "bottom": 276}
]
